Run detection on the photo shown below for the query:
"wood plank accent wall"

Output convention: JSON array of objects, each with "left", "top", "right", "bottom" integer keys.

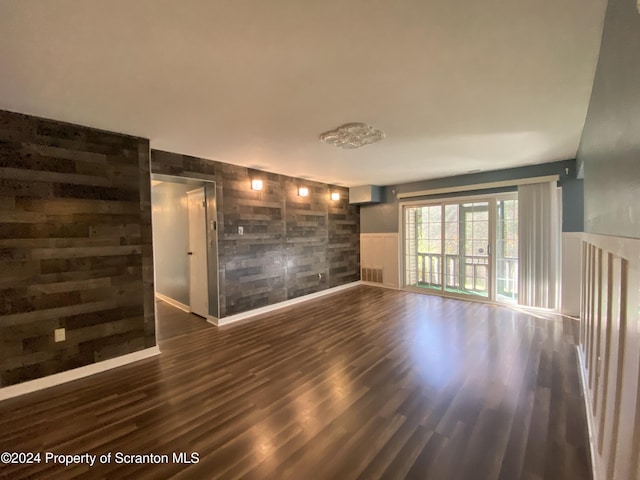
[
  {"left": 579, "top": 234, "right": 640, "bottom": 480},
  {"left": 150, "top": 150, "right": 360, "bottom": 317},
  {"left": 0, "top": 110, "right": 155, "bottom": 387}
]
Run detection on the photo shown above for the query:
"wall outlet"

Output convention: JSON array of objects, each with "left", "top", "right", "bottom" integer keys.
[
  {"left": 238, "top": 226, "right": 244, "bottom": 235},
  {"left": 54, "top": 328, "right": 66, "bottom": 342}
]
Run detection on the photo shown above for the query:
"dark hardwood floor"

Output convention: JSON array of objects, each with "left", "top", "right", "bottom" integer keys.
[
  {"left": 154, "top": 300, "right": 213, "bottom": 342},
  {"left": 0, "top": 286, "right": 591, "bottom": 479}
]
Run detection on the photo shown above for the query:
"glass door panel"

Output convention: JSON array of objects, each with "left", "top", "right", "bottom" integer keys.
[
  {"left": 403, "top": 194, "right": 517, "bottom": 303},
  {"left": 444, "top": 202, "right": 489, "bottom": 298},
  {"left": 443, "top": 204, "right": 460, "bottom": 291},
  {"left": 404, "top": 205, "right": 442, "bottom": 291},
  {"left": 496, "top": 197, "right": 518, "bottom": 303}
]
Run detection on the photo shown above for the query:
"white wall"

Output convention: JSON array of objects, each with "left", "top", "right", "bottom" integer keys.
[
  {"left": 151, "top": 182, "right": 191, "bottom": 305},
  {"left": 561, "top": 232, "right": 583, "bottom": 316}
]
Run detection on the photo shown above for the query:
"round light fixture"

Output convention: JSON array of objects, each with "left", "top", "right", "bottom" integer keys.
[{"left": 320, "top": 122, "right": 385, "bottom": 149}]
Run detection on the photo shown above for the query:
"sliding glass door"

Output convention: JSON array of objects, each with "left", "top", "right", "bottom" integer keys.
[
  {"left": 403, "top": 194, "right": 517, "bottom": 303},
  {"left": 405, "top": 204, "right": 442, "bottom": 291},
  {"left": 443, "top": 201, "right": 490, "bottom": 298},
  {"left": 495, "top": 197, "right": 518, "bottom": 303}
]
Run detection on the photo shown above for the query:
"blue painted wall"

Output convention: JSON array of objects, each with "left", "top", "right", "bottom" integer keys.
[
  {"left": 577, "top": 0, "right": 640, "bottom": 239},
  {"left": 361, "top": 159, "right": 583, "bottom": 233}
]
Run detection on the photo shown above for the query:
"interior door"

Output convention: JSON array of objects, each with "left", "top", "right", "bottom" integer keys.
[{"left": 187, "top": 188, "right": 209, "bottom": 318}]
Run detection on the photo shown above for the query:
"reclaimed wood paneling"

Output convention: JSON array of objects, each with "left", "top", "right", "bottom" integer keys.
[
  {"left": 0, "top": 110, "right": 155, "bottom": 387},
  {"left": 328, "top": 189, "right": 360, "bottom": 288},
  {"left": 284, "top": 178, "right": 328, "bottom": 300},
  {"left": 151, "top": 150, "right": 360, "bottom": 318}
]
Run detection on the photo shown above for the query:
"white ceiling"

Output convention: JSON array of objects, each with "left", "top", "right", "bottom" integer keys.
[{"left": 0, "top": 0, "right": 607, "bottom": 187}]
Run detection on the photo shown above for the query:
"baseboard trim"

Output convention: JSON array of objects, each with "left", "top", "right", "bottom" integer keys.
[
  {"left": 361, "top": 281, "right": 400, "bottom": 290},
  {"left": 211, "top": 281, "right": 362, "bottom": 326},
  {"left": 0, "top": 346, "right": 161, "bottom": 402},
  {"left": 155, "top": 292, "right": 190, "bottom": 312},
  {"left": 576, "top": 346, "right": 600, "bottom": 480},
  {"left": 507, "top": 305, "right": 581, "bottom": 322}
]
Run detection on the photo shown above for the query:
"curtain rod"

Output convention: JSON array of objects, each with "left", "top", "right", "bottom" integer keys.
[{"left": 396, "top": 174, "right": 560, "bottom": 199}]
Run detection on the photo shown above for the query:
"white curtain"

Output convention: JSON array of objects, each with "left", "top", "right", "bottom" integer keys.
[{"left": 518, "top": 181, "right": 560, "bottom": 309}]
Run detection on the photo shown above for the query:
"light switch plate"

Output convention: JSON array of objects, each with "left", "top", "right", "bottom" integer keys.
[
  {"left": 238, "top": 226, "right": 244, "bottom": 235},
  {"left": 54, "top": 328, "right": 66, "bottom": 342}
]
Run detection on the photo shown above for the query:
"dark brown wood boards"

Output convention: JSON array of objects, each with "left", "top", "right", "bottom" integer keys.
[
  {"left": 150, "top": 150, "right": 360, "bottom": 318},
  {"left": 0, "top": 110, "right": 155, "bottom": 387},
  {"left": 0, "top": 109, "right": 359, "bottom": 387}
]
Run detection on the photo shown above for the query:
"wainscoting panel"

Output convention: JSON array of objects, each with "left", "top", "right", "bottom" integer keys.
[
  {"left": 562, "top": 232, "right": 583, "bottom": 316},
  {"left": 579, "top": 233, "right": 640, "bottom": 480},
  {"left": 360, "top": 233, "right": 399, "bottom": 288}
]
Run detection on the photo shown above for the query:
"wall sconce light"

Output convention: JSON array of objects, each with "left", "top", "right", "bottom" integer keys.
[
  {"left": 251, "top": 179, "right": 263, "bottom": 191},
  {"left": 298, "top": 186, "right": 309, "bottom": 197},
  {"left": 331, "top": 192, "right": 340, "bottom": 201}
]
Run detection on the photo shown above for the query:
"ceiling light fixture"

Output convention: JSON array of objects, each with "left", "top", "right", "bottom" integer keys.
[
  {"left": 319, "top": 122, "right": 385, "bottom": 149},
  {"left": 331, "top": 192, "right": 340, "bottom": 201},
  {"left": 251, "top": 179, "right": 263, "bottom": 191},
  {"left": 298, "top": 186, "right": 309, "bottom": 197}
]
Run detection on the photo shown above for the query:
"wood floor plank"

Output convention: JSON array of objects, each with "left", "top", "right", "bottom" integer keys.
[{"left": 0, "top": 286, "right": 592, "bottom": 479}]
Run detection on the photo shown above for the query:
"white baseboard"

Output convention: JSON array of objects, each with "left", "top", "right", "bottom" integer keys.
[
  {"left": 0, "top": 346, "right": 161, "bottom": 402},
  {"left": 576, "top": 346, "right": 600, "bottom": 480},
  {"left": 361, "top": 281, "right": 400, "bottom": 290},
  {"left": 155, "top": 292, "right": 190, "bottom": 312},
  {"left": 211, "top": 281, "right": 361, "bottom": 326}
]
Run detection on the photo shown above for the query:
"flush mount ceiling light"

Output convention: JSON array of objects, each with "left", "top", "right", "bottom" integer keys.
[{"left": 319, "top": 122, "right": 385, "bottom": 149}]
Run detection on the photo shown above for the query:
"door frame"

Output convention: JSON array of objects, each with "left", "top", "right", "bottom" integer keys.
[
  {"left": 399, "top": 191, "right": 516, "bottom": 304},
  {"left": 150, "top": 173, "right": 220, "bottom": 324},
  {"left": 187, "top": 187, "right": 209, "bottom": 318}
]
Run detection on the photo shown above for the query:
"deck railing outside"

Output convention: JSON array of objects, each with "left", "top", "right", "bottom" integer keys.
[{"left": 415, "top": 252, "right": 518, "bottom": 296}]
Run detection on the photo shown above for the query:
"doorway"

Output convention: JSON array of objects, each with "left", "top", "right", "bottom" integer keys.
[
  {"left": 151, "top": 174, "right": 219, "bottom": 331},
  {"left": 402, "top": 193, "right": 518, "bottom": 303}
]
